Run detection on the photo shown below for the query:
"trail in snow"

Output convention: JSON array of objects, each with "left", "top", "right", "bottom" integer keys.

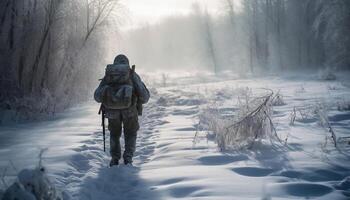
[
  {"left": 61, "top": 96, "right": 168, "bottom": 200},
  {"left": 1, "top": 75, "right": 350, "bottom": 200}
]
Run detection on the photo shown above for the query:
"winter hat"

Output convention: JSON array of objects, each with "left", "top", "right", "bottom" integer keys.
[{"left": 114, "top": 54, "right": 129, "bottom": 66}]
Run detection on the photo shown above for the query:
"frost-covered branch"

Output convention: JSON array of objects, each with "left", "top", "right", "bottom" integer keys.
[
  {"left": 315, "top": 104, "right": 337, "bottom": 147},
  {"left": 199, "top": 89, "right": 282, "bottom": 151},
  {"left": 1, "top": 149, "right": 66, "bottom": 200}
]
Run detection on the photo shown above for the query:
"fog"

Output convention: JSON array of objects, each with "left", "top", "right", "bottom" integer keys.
[
  {"left": 121, "top": 0, "right": 225, "bottom": 27},
  {"left": 0, "top": 0, "right": 349, "bottom": 122},
  {"left": 110, "top": 0, "right": 350, "bottom": 75}
]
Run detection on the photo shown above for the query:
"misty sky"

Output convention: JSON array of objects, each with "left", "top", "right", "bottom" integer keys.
[{"left": 120, "top": 0, "right": 228, "bottom": 29}]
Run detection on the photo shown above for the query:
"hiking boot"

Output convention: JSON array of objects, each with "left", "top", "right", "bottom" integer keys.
[
  {"left": 109, "top": 158, "right": 119, "bottom": 167},
  {"left": 124, "top": 160, "right": 133, "bottom": 166}
]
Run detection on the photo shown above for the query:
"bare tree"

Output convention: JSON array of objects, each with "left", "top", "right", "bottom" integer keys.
[
  {"left": 30, "top": 0, "right": 63, "bottom": 93},
  {"left": 58, "top": 0, "right": 121, "bottom": 94},
  {"left": 0, "top": 0, "right": 11, "bottom": 32},
  {"left": 84, "top": 0, "right": 120, "bottom": 45},
  {"left": 225, "top": 0, "right": 238, "bottom": 71},
  {"left": 0, "top": 0, "right": 124, "bottom": 121},
  {"left": 192, "top": 4, "right": 219, "bottom": 75},
  {"left": 226, "top": 0, "right": 236, "bottom": 36},
  {"left": 263, "top": 0, "right": 271, "bottom": 70},
  {"left": 203, "top": 10, "right": 219, "bottom": 75},
  {"left": 276, "top": 0, "right": 285, "bottom": 71}
]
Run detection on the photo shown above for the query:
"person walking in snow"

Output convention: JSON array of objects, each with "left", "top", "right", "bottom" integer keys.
[{"left": 94, "top": 54, "right": 150, "bottom": 166}]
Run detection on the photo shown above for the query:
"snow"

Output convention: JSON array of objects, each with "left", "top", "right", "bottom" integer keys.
[
  {"left": 2, "top": 166, "right": 65, "bottom": 200},
  {"left": 1, "top": 74, "right": 350, "bottom": 200}
]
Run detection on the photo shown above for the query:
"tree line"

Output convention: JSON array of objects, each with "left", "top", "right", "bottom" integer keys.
[
  {"left": 240, "top": 0, "right": 350, "bottom": 73},
  {"left": 0, "top": 0, "right": 121, "bottom": 122},
  {"left": 1, "top": 0, "right": 349, "bottom": 122},
  {"left": 119, "top": 0, "right": 350, "bottom": 74}
]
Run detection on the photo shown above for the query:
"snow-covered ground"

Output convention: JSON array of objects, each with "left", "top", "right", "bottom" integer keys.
[{"left": 1, "top": 74, "right": 350, "bottom": 200}]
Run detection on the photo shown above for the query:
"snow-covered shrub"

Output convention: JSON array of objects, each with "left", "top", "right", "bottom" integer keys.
[
  {"left": 318, "top": 67, "right": 336, "bottom": 81},
  {"left": 215, "top": 90, "right": 230, "bottom": 100},
  {"left": 0, "top": 87, "right": 58, "bottom": 125},
  {"left": 2, "top": 168, "right": 64, "bottom": 200},
  {"left": 303, "top": 108, "right": 320, "bottom": 121},
  {"left": 337, "top": 99, "right": 350, "bottom": 111},
  {"left": 289, "top": 103, "right": 338, "bottom": 146},
  {"left": 315, "top": 103, "right": 330, "bottom": 126},
  {"left": 214, "top": 86, "right": 246, "bottom": 101},
  {"left": 199, "top": 89, "right": 281, "bottom": 150},
  {"left": 1, "top": 151, "right": 65, "bottom": 200},
  {"left": 327, "top": 84, "right": 340, "bottom": 91},
  {"left": 294, "top": 85, "right": 305, "bottom": 94},
  {"left": 272, "top": 93, "right": 286, "bottom": 106},
  {"left": 289, "top": 107, "right": 297, "bottom": 126},
  {"left": 289, "top": 106, "right": 318, "bottom": 125},
  {"left": 157, "top": 97, "right": 168, "bottom": 106},
  {"left": 291, "top": 103, "right": 329, "bottom": 124},
  {"left": 341, "top": 81, "right": 350, "bottom": 88},
  {"left": 161, "top": 73, "right": 169, "bottom": 87},
  {"left": 314, "top": 103, "right": 337, "bottom": 147},
  {"left": 198, "top": 102, "right": 223, "bottom": 136}
]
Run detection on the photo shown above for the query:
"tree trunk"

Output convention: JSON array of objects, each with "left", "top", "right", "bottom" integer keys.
[
  {"left": 276, "top": 0, "right": 284, "bottom": 71},
  {"left": 41, "top": 32, "right": 51, "bottom": 88},
  {"left": 29, "top": 25, "right": 50, "bottom": 93},
  {"left": 249, "top": 35, "right": 254, "bottom": 74},
  {"left": 252, "top": 0, "right": 262, "bottom": 69},
  {"left": 0, "top": 0, "right": 11, "bottom": 34},
  {"left": 226, "top": 0, "right": 236, "bottom": 71},
  {"left": 264, "top": 0, "right": 270, "bottom": 70},
  {"left": 8, "top": 0, "right": 16, "bottom": 49},
  {"left": 204, "top": 13, "right": 218, "bottom": 75}
]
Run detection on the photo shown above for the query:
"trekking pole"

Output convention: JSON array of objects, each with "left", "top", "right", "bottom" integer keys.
[{"left": 98, "top": 105, "right": 106, "bottom": 152}]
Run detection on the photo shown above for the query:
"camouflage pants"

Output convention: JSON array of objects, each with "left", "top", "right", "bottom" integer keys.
[{"left": 107, "top": 106, "right": 139, "bottom": 163}]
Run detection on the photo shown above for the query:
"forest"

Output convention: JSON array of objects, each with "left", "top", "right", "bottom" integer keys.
[
  {"left": 0, "top": 1, "right": 350, "bottom": 200},
  {"left": 0, "top": 0, "right": 121, "bottom": 122},
  {"left": 121, "top": 0, "right": 350, "bottom": 73},
  {"left": 1, "top": 0, "right": 349, "bottom": 122}
]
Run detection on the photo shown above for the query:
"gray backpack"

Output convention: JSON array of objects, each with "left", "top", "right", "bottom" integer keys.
[
  {"left": 102, "top": 64, "right": 134, "bottom": 109},
  {"left": 132, "top": 72, "right": 150, "bottom": 104}
]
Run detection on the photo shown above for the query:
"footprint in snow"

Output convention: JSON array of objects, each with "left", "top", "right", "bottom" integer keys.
[
  {"left": 67, "top": 154, "right": 92, "bottom": 173},
  {"left": 72, "top": 144, "right": 100, "bottom": 152},
  {"left": 168, "top": 186, "right": 203, "bottom": 198},
  {"left": 198, "top": 154, "right": 248, "bottom": 166},
  {"left": 232, "top": 167, "right": 276, "bottom": 177},
  {"left": 175, "top": 127, "right": 197, "bottom": 131},
  {"left": 273, "top": 168, "right": 346, "bottom": 182},
  {"left": 158, "top": 177, "right": 186, "bottom": 186},
  {"left": 281, "top": 183, "right": 333, "bottom": 197}
]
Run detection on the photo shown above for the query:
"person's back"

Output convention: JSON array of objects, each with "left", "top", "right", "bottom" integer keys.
[{"left": 94, "top": 54, "right": 150, "bottom": 166}]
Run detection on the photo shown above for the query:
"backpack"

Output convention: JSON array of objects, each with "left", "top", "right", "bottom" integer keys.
[
  {"left": 105, "top": 64, "right": 130, "bottom": 84},
  {"left": 102, "top": 64, "right": 134, "bottom": 109},
  {"left": 132, "top": 73, "right": 150, "bottom": 104}
]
